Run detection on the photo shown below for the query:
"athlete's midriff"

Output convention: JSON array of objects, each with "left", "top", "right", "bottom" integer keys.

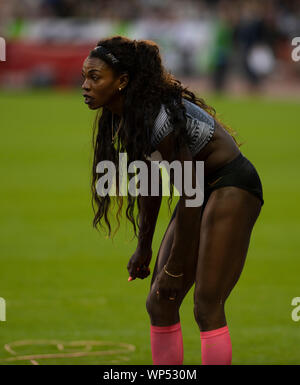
[{"left": 193, "top": 120, "right": 241, "bottom": 177}]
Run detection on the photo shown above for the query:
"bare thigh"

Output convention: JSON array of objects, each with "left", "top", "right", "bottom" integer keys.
[
  {"left": 146, "top": 204, "right": 202, "bottom": 325},
  {"left": 150, "top": 215, "right": 200, "bottom": 301},
  {"left": 193, "top": 186, "right": 262, "bottom": 330}
]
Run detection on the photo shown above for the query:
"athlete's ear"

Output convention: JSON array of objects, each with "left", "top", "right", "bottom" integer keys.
[{"left": 119, "top": 73, "right": 129, "bottom": 90}]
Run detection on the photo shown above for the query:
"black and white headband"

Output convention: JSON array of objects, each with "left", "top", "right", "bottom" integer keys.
[{"left": 91, "top": 45, "right": 120, "bottom": 66}]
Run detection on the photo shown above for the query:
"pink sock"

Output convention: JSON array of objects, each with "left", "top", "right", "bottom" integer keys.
[
  {"left": 150, "top": 322, "right": 183, "bottom": 365},
  {"left": 200, "top": 325, "right": 232, "bottom": 365}
]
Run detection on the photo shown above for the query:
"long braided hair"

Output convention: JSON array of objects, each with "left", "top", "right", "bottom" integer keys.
[{"left": 90, "top": 35, "right": 240, "bottom": 241}]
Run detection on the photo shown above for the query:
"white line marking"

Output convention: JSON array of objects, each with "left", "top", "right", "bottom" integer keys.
[{"left": 1, "top": 340, "right": 135, "bottom": 364}]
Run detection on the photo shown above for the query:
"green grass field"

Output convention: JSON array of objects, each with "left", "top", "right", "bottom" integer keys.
[{"left": 0, "top": 89, "right": 299, "bottom": 365}]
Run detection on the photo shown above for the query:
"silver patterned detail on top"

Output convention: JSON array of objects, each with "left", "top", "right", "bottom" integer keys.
[{"left": 150, "top": 98, "right": 215, "bottom": 157}]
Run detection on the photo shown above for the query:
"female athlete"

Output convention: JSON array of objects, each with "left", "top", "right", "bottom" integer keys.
[{"left": 81, "top": 35, "right": 264, "bottom": 365}]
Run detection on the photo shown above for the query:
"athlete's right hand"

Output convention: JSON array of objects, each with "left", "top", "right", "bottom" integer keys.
[{"left": 127, "top": 246, "right": 152, "bottom": 281}]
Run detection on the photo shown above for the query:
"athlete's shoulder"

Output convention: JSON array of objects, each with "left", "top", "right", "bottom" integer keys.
[
  {"left": 150, "top": 98, "right": 215, "bottom": 152},
  {"left": 182, "top": 98, "right": 215, "bottom": 127},
  {"left": 151, "top": 103, "right": 173, "bottom": 150}
]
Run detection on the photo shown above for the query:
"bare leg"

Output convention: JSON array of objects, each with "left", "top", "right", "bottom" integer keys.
[
  {"left": 193, "top": 186, "right": 262, "bottom": 331},
  {"left": 146, "top": 203, "right": 202, "bottom": 365},
  {"left": 146, "top": 203, "right": 202, "bottom": 326}
]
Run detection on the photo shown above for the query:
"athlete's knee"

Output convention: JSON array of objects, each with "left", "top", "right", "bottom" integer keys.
[
  {"left": 146, "top": 290, "right": 170, "bottom": 316},
  {"left": 146, "top": 289, "right": 179, "bottom": 322}
]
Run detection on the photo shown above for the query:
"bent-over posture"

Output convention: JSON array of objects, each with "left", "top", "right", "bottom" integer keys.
[{"left": 82, "top": 35, "right": 264, "bottom": 365}]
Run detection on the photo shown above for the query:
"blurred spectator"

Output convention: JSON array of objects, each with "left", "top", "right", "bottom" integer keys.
[
  {"left": 0, "top": 0, "right": 299, "bottom": 90},
  {"left": 209, "top": 1, "right": 236, "bottom": 91},
  {"left": 234, "top": 1, "right": 275, "bottom": 88}
]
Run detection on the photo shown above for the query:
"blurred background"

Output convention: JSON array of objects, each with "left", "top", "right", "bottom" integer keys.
[
  {"left": 0, "top": 0, "right": 300, "bottom": 94},
  {"left": 0, "top": 0, "right": 300, "bottom": 365}
]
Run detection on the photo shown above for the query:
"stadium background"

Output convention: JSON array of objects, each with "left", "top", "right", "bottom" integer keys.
[{"left": 0, "top": 0, "right": 299, "bottom": 364}]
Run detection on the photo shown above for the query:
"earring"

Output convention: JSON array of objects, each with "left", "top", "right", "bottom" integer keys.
[{"left": 119, "top": 87, "right": 122, "bottom": 91}]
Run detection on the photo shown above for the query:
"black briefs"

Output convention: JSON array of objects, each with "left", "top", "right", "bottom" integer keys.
[{"left": 171, "top": 152, "right": 264, "bottom": 220}]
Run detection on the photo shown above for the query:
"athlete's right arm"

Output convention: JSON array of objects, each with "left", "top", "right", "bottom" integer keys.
[
  {"left": 137, "top": 160, "right": 162, "bottom": 249},
  {"left": 127, "top": 160, "right": 162, "bottom": 280}
]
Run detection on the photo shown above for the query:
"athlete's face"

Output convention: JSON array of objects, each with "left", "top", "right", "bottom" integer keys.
[{"left": 81, "top": 56, "right": 126, "bottom": 110}]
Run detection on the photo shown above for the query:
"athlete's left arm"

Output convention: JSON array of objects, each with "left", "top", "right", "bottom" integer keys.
[{"left": 156, "top": 132, "right": 203, "bottom": 276}]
